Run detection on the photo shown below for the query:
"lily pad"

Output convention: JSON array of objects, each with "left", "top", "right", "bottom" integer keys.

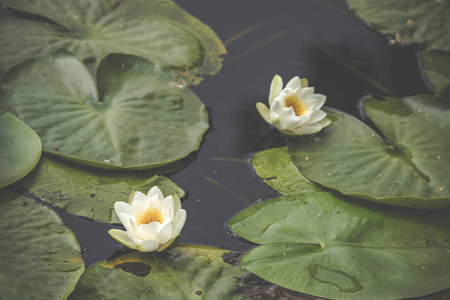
[
  {"left": 251, "top": 147, "right": 320, "bottom": 194},
  {"left": 421, "top": 50, "right": 450, "bottom": 98},
  {"left": 21, "top": 156, "right": 184, "bottom": 223},
  {"left": 0, "top": 112, "right": 41, "bottom": 188},
  {"left": 345, "top": 0, "right": 450, "bottom": 51},
  {"left": 0, "top": 191, "right": 84, "bottom": 299},
  {"left": 0, "top": 0, "right": 225, "bottom": 84},
  {"left": 229, "top": 191, "right": 450, "bottom": 300},
  {"left": 287, "top": 95, "right": 450, "bottom": 209},
  {"left": 69, "top": 245, "right": 247, "bottom": 299},
  {"left": 0, "top": 50, "right": 209, "bottom": 169}
]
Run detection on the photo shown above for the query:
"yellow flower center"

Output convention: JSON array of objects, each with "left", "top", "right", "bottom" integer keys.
[
  {"left": 284, "top": 95, "right": 308, "bottom": 116},
  {"left": 136, "top": 208, "right": 164, "bottom": 226}
]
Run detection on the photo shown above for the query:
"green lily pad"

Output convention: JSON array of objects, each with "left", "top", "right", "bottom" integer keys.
[
  {"left": 229, "top": 191, "right": 450, "bottom": 300},
  {"left": 287, "top": 95, "right": 450, "bottom": 209},
  {"left": 421, "top": 50, "right": 450, "bottom": 98},
  {"left": 0, "top": 0, "right": 225, "bottom": 84},
  {"left": 0, "top": 112, "right": 41, "bottom": 188},
  {"left": 21, "top": 156, "right": 184, "bottom": 223},
  {"left": 0, "top": 50, "right": 209, "bottom": 169},
  {"left": 0, "top": 191, "right": 84, "bottom": 299},
  {"left": 251, "top": 147, "right": 320, "bottom": 194},
  {"left": 69, "top": 245, "right": 247, "bottom": 299},
  {"left": 345, "top": 0, "right": 450, "bottom": 51}
]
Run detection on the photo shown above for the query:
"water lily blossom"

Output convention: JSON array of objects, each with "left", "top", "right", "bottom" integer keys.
[
  {"left": 108, "top": 186, "right": 186, "bottom": 252},
  {"left": 256, "top": 75, "right": 331, "bottom": 135}
]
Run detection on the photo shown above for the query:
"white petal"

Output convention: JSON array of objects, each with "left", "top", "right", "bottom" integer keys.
[
  {"left": 318, "top": 117, "right": 332, "bottom": 128},
  {"left": 303, "top": 110, "right": 327, "bottom": 126},
  {"left": 150, "top": 195, "right": 163, "bottom": 212},
  {"left": 157, "top": 221, "right": 174, "bottom": 244},
  {"left": 256, "top": 102, "right": 272, "bottom": 124},
  {"left": 311, "top": 94, "right": 326, "bottom": 110},
  {"left": 173, "top": 194, "right": 182, "bottom": 215},
  {"left": 132, "top": 191, "right": 148, "bottom": 206},
  {"left": 147, "top": 186, "right": 164, "bottom": 200},
  {"left": 276, "top": 107, "right": 310, "bottom": 130},
  {"left": 299, "top": 87, "right": 315, "bottom": 100},
  {"left": 140, "top": 222, "right": 160, "bottom": 240},
  {"left": 291, "top": 123, "right": 323, "bottom": 135},
  {"left": 131, "top": 200, "right": 148, "bottom": 217},
  {"left": 156, "top": 235, "right": 179, "bottom": 252},
  {"left": 285, "top": 76, "right": 301, "bottom": 90},
  {"left": 277, "top": 110, "right": 304, "bottom": 130},
  {"left": 269, "top": 75, "right": 283, "bottom": 106},
  {"left": 270, "top": 95, "right": 285, "bottom": 112},
  {"left": 114, "top": 201, "right": 132, "bottom": 216},
  {"left": 117, "top": 212, "right": 134, "bottom": 233},
  {"left": 127, "top": 231, "right": 143, "bottom": 243},
  {"left": 163, "top": 195, "right": 175, "bottom": 220},
  {"left": 173, "top": 209, "right": 186, "bottom": 227},
  {"left": 130, "top": 218, "right": 151, "bottom": 240},
  {"left": 171, "top": 210, "right": 186, "bottom": 239},
  {"left": 300, "top": 78, "right": 308, "bottom": 88},
  {"left": 137, "top": 240, "right": 159, "bottom": 252},
  {"left": 108, "top": 229, "right": 138, "bottom": 250}
]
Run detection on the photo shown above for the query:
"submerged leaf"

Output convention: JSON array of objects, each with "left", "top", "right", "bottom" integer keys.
[
  {"left": 229, "top": 191, "right": 450, "bottom": 300},
  {"left": 345, "top": 0, "right": 450, "bottom": 51},
  {"left": 0, "top": 191, "right": 84, "bottom": 299},
  {"left": 21, "top": 156, "right": 184, "bottom": 223},
  {"left": 0, "top": 112, "right": 41, "bottom": 188},
  {"left": 287, "top": 95, "right": 450, "bottom": 209},
  {"left": 0, "top": 0, "right": 226, "bottom": 84},
  {"left": 0, "top": 50, "right": 209, "bottom": 169},
  {"left": 69, "top": 245, "right": 247, "bottom": 299}
]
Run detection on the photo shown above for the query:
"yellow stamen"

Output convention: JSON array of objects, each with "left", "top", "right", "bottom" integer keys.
[
  {"left": 136, "top": 208, "right": 164, "bottom": 226},
  {"left": 284, "top": 95, "right": 307, "bottom": 116}
]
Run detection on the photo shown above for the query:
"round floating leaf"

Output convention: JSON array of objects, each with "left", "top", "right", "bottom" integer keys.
[
  {"left": 229, "top": 191, "right": 450, "bottom": 300},
  {"left": 345, "top": 0, "right": 450, "bottom": 51},
  {"left": 287, "top": 95, "right": 450, "bottom": 209},
  {"left": 0, "top": 50, "right": 209, "bottom": 169},
  {"left": 0, "top": 191, "right": 84, "bottom": 299},
  {"left": 421, "top": 50, "right": 450, "bottom": 98},
  {"left": 21, "top": 156, "right": 184, "bottom": 223},
  {"left": 0, "top": 0, "right": 225, "bottom": 84},
  {"left": 70, "top": 245, "right": 247, "bottom": 299},
  {"left": 251, "top": 147, "right": 321, "bottom": 195},
  {"left": 0, "top": 112, "right": 41, "bottom": 188}
]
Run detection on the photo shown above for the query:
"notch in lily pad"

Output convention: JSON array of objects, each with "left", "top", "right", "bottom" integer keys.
[
  {"left": 286, "top": 94, "right": 450, "bottom": 209},
  {"left": 0, "top": 50, "right": 209, "bottom": 170}
]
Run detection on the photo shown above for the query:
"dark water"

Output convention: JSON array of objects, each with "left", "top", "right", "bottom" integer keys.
[
  {"left": 172, "top": 0, "right": 429, "bottom": 250},
  {"left": 1, "top": 0, "right": 433, "bottom": 280}
]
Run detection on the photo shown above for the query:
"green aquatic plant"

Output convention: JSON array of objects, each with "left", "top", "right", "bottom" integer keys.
[
  {"left": 0, "top": 51, "right": 209, "bottom": 170},
  {"left": 0, "top": 0, "right": 226, "bottom": 84}
]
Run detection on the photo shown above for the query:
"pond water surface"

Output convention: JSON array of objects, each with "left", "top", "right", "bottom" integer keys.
[{"left": 1, "top": 0, "right": 438, "bottom": 296}]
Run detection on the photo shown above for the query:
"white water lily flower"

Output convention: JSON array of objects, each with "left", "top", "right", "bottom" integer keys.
[
  {"left": 108, "top": 186, "right": 186, "bottom": 252},
  {"left": 256, "top": 75, "right": 331, "bottom": 135}
]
